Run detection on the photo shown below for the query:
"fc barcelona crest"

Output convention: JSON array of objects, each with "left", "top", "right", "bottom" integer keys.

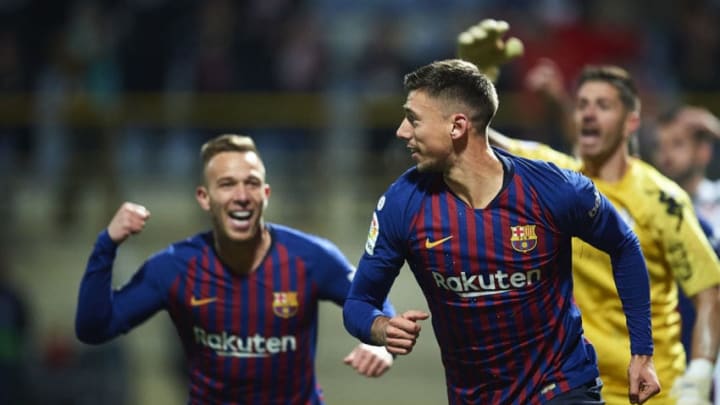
[
  {"left": 273, "top": 292, "right": 299, "bottom": 318},
  {"left": 510, "top": 225, "right": 538, "bottom": 253}
]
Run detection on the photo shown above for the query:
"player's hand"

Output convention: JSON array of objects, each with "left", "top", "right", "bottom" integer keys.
[
  {"left": 379, "top": 310, "right": 429, "bottom": 356},
  {"left": 627, "top": 354, "right": 661, "bottom": 404},
  {"left": 670, "top": 359, "right": 713, "bottom": 405},
  {"left": 107, "top": 202, "right": 151, "bottom": 244},
  {"left": 343, "top": 343, "right": 393, "bottom": 378},
  {"left": 457, "top": 18, "right": 524, "bottom": 82}
]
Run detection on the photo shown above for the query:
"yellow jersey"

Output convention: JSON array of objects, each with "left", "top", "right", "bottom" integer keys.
[{"left": 499, "top": 139, "right": 720, "bottom": 404}]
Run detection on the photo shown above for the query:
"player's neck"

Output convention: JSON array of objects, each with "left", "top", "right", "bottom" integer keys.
[
  {"left": 444, "top": 144, "right": 504, "bottom": 209},
  {"left": 582, "top": 147, "right": 629, "bottom": 182},
  {"left": 215, "top": 227, "right": 272, "bottom": 276}
]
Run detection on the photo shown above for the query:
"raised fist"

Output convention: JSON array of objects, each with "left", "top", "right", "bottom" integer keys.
[{"left": 107, "top": 202, "right": 151, "bottom": 244}]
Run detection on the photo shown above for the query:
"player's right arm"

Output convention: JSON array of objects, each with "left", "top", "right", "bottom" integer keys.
[
  {"left": 75, "top": 202, "right": 165, "bottom": 344},
  {"left": 343, "top": 177, "right": 429, "bottom": 353},
  {"left": 368, "top": 310, "right": 429, "bottom": 356}
]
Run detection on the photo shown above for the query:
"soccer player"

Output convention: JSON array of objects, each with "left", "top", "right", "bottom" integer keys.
[
  {"left": 343, "top": 59, "right": 660, "bottom": 404},
  {"left": 75, "top": 134, "right": 395, "bottom": 404},
  {"left": 457, "top": 20, "right": 720, "bottom": 405}
]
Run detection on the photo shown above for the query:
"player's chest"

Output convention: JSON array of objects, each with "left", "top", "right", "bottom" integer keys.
[
  {"left": 408, "top": 204, "right": 554, "bottom": 266},
  {"left": 171, "top": 266, "right": 317, "bottom": 331}
]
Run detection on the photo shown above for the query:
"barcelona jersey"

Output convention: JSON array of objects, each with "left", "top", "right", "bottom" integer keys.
[
  {"left": 344, "top": 148, "right": 653, "bottom": 405},
  {"left": 76, "top": 223, "right": 393, "bottom": 404}
]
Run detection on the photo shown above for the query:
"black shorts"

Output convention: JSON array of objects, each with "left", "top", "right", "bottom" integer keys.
[{"left": 546, "top": 378, "right": 604, "bottom": 405}]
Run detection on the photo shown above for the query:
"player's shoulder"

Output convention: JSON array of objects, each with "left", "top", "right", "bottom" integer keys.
[
  {"left": 140, "top": 232, "right": 211, "bottom": 280},
  {"left": 389, "top": 166, "right": 438, "bottom": 192},
  {"left": 147, "top": 231, "right": 210, "bottom": 262},
  {"left": 381, "top": 166, "right": 441, "bottom": 206},
  {"left": 632, "top": 159, "right": 692, "bottom": 205},
  {"left": 498, "top": 138, "right": 581, "bottom": 170},
  {"left": 268, "top": 223, "right": 343, "bottom": 259},
  {"left": 497, "top": 147, "right": 587, "bottom": 189}
]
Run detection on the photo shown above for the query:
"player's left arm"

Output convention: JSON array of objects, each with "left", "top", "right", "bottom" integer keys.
[
  {"left": 310, "top": 238, "right": 395, "bottom": 377},
  {"left": 559, "top": 172, "right": 661, "bottom": 401},
  {"left": 564, "top": 174, "right": 653, "bottom": 355},
  {"left": 312, "top": 238, "right": 395, "bottom": 316}
]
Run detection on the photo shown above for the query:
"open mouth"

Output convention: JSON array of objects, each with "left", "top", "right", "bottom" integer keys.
[
  {"left": 228, "top": 210, "right": 252, "bottom": 229},
  {"left": 580, "top": 127, "right": 600, "bottom": 138},
  {"left": 229, "top": 210, "right": 251, "bottom": 220},
  {"left": 408, "top": 145, "right": 420, "bottom": 159}
]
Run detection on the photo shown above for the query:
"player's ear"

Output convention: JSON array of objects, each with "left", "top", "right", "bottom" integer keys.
[
  {"left": 625, "top": 111, "right": 641, "bottom": 138},
  {"left": 263, "top": 184, "right": 271, "bottom": 210},
  {"left": 450, "top": 114, "right": 469, "bottom": 139},
  {"left": 195, "top": 185, "right": 210, "bottom": 211}
]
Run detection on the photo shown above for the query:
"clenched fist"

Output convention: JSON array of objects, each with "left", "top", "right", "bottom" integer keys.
[{"left": 107, "top": 202, "right": 151, "bottom": 244}]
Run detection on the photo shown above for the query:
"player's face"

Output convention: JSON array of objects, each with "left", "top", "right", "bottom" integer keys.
[
  {"left": 573, "top": 81, "right": 635, "bottom": 166},
  {"left": 196, "top": 151, "right": 271, "bottom": 243},
  {"left": 654, "top": 121, "right": 699, "bottom": 183},
  {"left": 397, "top": 90, "right": 454, "bottom": 172}
]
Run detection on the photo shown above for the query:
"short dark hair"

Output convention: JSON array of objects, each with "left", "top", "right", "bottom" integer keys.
[
  {"left": 576, "top": 65, "right": 640, "bottom": 112},
  {"left": 657, "top": 107, "right": 716, "bottom": 143},
  {"left": 200, "top": 134, "right": 260, "bottom": 167},
  {"left": 403, "top": 59, "right": 499, "bottom": 129}
]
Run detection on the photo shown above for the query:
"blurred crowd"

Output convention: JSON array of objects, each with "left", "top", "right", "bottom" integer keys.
[
  {"left": 2, "top": 0, "right": 720, "bottom": 403},
  {"left": 0, "top": 0, "right": 719, "bottom": 205}
]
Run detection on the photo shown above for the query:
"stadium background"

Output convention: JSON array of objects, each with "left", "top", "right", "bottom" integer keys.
[{"left": 1, "top": 0, "right": 720, "bottom": 403}]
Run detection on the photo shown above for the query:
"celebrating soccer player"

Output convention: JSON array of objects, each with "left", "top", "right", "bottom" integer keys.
[
  {"left": 75, "top": 134, "right": 395, "bottom": 403},
  {"left": 343, "top": 58, "right": 660, "bottom": 404}
]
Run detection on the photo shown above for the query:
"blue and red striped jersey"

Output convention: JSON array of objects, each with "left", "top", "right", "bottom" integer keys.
[
  {"left": 344, "top": 148, "right": 652, "bottom": 404},
  {"left": 76, "top": 223, "right": 392, "bottom": 404}
]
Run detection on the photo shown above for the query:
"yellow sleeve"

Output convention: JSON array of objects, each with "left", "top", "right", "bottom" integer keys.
[
  {"left": 497, "top": 138, "right": 581, "bottom": 171},
  {"left": 656, "top": 186, "right": 720, "bottom": 296}
]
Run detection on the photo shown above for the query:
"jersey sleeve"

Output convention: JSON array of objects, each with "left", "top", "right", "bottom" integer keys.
[
  {"left": 75, "top": 230, "right": 167, "bottom": 344},
  {"left": 344, "top": 183, "right": 412, "bottom": 344},
  {"left": 653, "top": 188, "right": 720, "bottom": 296},
  {"left": 552, "top": 171, "right": 654, "bottom": 355},
  {"left": 310, "top": 237, "right": 395, "bottom": 316}
]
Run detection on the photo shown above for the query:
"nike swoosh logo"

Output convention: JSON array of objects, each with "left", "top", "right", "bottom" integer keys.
[
  {"left": 425, "top": 235, "right": 453, "bottom": 249},
  {"left": 190, "top": 297, "right": 217, "bottom": 307}
]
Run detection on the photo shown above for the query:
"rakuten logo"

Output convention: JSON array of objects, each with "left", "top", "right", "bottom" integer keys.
[
  {"left": 194, "top": 327, "right": 297, "bottom": 358},
  {"left": 432, "top": 269, "right": 541, "bottom": 297}
]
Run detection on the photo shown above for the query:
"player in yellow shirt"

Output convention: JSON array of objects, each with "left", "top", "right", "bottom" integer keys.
[{"left": 456, "top": 20, "right": 720, "bottom": 405}]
